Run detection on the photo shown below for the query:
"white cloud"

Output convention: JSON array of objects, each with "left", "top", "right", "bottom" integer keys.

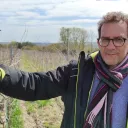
[
  {"left": 46, "top": 0, "right": 128, "bottom": 17},
  {"left": 16, "top": 11, "right": 42, "bottom": 19},
  {"left": 0, "top": 0, "right": 128, "bottom": 42}
]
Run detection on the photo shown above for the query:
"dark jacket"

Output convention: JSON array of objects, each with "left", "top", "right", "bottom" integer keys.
[{"left": 0, "top": 51, "right": 95, "bottom": 128}]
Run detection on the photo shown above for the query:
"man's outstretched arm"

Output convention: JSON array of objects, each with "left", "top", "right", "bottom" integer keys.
[{"left": 0, "top": 64, "right": 71, "bottom": 101}]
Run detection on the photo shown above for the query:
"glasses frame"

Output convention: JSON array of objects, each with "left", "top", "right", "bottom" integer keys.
[{"left": 97, "top": 37, "right": 127, "bottom": 47}]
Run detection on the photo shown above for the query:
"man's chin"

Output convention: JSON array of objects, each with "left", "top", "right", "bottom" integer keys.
[
  {"left": 104, "top": 59, "right": 118, "bottom": 67},
  {"left": 103, "top": 60, "right": 118, "bottom": 69}
]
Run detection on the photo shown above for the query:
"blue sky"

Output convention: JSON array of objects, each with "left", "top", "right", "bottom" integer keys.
[{"left": 0, "top": 0, "right": 128, "bottom": 43}]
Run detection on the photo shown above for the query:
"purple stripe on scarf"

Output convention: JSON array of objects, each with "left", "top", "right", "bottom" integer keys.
[
  {"left": 95, "top": 59, "right": 109, "bottom": 78},
  {"left": 113, "top": 55, "right": 128, "bottom": 70}
]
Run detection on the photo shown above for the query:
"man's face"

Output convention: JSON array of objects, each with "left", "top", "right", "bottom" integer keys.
[{"left": 98, "top": 21, "right": 128, "bottom": 69}]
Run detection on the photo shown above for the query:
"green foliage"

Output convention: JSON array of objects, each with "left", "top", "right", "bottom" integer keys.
[
  {"left": 22, "top": 45, "right": 40, "bottom": 50},
  {"left": 60, "top": 27, "right": 88, "bottom": 45},
  {"left": 22, "top": 41, "right": 35, "bottom": 47},
  {"left": 8, "top": 41, "right": 36, "bottom": 49},
  {"left": 43, "top": 122, "right": 60, "bottom": 128},
  {"left": 44, "top": 43, "right": 66, "bottom": 52},
  {"left": 60, "top": 27, "right": 71, "bottom": 44},
  {"left": 36, "top": 100, "right": 51, "bottom": 108},
  {"left": 25, "top": 102, "right": 37, "bottom": 114},
  {"left": 0, "top": 43, "right": 8, "bottom": 48},
  {"left": 59, "top": 27, "right": 90, "bottom": 53},
  {"left": 9, "top": 99, "right": 24, "bottom": 128},
  {"left": 25, "top": 100, "right": 51, "bottom": 114},
  {"left": 0, "top": 40, "right": 97, "bottom": 53}
]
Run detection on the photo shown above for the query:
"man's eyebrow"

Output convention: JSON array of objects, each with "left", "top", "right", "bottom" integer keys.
[
  {"left": 101, "top": 37, "right": 110, "bottom": 39},
  {"left": 101, "top": 36, "right": 125, "bottom": 39},
  {"left": 114, "top": 36, "right": 124, "bottom": 38}
]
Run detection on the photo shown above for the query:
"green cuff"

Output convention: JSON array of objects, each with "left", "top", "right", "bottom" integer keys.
[
  {"left": 90, "top": 51, "right": 99, "bottom": 62},
  {"left": 0, "top": 68, "right": 5, "bottom": 80}
]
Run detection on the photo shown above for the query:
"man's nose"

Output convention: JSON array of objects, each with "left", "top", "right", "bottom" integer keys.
[{"left": 107, "top": 40, "right": 116, "bottom": 49}]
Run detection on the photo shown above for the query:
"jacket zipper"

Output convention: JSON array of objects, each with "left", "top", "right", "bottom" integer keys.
[{"left": 74, "top": 58, "right": 80, "bottom": 128}]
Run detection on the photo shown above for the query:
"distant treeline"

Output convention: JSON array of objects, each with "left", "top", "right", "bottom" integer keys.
[
  {"left": 0, "top": 41, "right": 98, "bottom": 53},
  {"left": 0, "top": 27, "right": 99, "bottom": 53},
  {"left": 0, "top": 41, "right": 35, "bottom": 49}
]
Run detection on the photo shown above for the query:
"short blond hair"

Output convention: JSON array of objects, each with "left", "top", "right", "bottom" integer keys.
[{"left": 98, "top": 12, "right": 128, "bottom": 38}]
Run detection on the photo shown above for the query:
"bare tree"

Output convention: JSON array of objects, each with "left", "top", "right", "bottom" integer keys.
[
  {"left": 87, "top": 30, "right": 96, "bottom": 52},
  {"left": 60, "top": 27, "right": 88, "bottom": 52},
  {"left": 60, "top": 27, "right": 71, "bottom": 45}
]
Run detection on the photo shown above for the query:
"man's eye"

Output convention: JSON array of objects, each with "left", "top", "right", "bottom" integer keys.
[
  {"left": 102, "top": 39, "right": 109, "bottom": 42},
  {"left": 114, "top": 38, "right": 123, "bottom": 42}
]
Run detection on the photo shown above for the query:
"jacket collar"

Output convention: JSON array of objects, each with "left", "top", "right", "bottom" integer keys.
[{"left": 79, "top": 51, "right": 99, "bottom": 62}]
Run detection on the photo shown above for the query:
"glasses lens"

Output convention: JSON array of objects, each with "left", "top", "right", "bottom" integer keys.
[
  {"left": 98, "top": 37, "right": 126, "bottom": 47},
  {"left": 99, "top": 38, "right": 109, "bottom": 46},
  {"left": 113, "top": 38, "right": 124, "bottom": 46}
]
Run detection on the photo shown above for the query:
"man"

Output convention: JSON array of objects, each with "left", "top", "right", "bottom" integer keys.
[{"left": 0, "top": 11, "right": 127, "bottom": 128}]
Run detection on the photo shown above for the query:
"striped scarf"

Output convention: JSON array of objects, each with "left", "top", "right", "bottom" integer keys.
[{"left": 83, "top": 52, "right": 128, "bottom": 128}]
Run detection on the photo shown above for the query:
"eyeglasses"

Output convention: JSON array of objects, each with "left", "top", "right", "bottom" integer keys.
[{"left": 97, "top": 37, "right": 127, "bottom": 47}]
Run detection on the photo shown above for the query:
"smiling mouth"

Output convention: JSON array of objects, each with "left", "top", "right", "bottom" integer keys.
[
  {"left": 107, "top": 54, "right": 118, "bottom": 57},
  {"left": 106, "top": 53, "right": 118, "bottom": 55},
  {"left": 108, "top": 54, "right": 117, "bottom": 55}
]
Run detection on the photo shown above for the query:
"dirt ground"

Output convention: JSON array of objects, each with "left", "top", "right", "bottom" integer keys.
[{"left": 20, "top": 97, "right": 64, "bottom": 128}]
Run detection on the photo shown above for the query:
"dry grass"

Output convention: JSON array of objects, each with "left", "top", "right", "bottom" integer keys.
[{"left": 19, "top": 49, "right": 79, "bottom": 128}]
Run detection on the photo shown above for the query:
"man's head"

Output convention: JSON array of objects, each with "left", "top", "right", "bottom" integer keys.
[{"left": 97, "top": 12, "right": 128, "bottom": 69}]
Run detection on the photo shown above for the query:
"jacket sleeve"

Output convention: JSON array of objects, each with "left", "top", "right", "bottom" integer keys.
[{"left": 0, "top": 63, "right": 71, "bottom": 101}]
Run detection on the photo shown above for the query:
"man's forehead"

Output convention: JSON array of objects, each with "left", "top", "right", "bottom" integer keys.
[
  {"left": 101, "top": 21, "right": 127, "bottom": 29},
  {"left": 101, "top": 22, "right": 128, "bottom": 37}
]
